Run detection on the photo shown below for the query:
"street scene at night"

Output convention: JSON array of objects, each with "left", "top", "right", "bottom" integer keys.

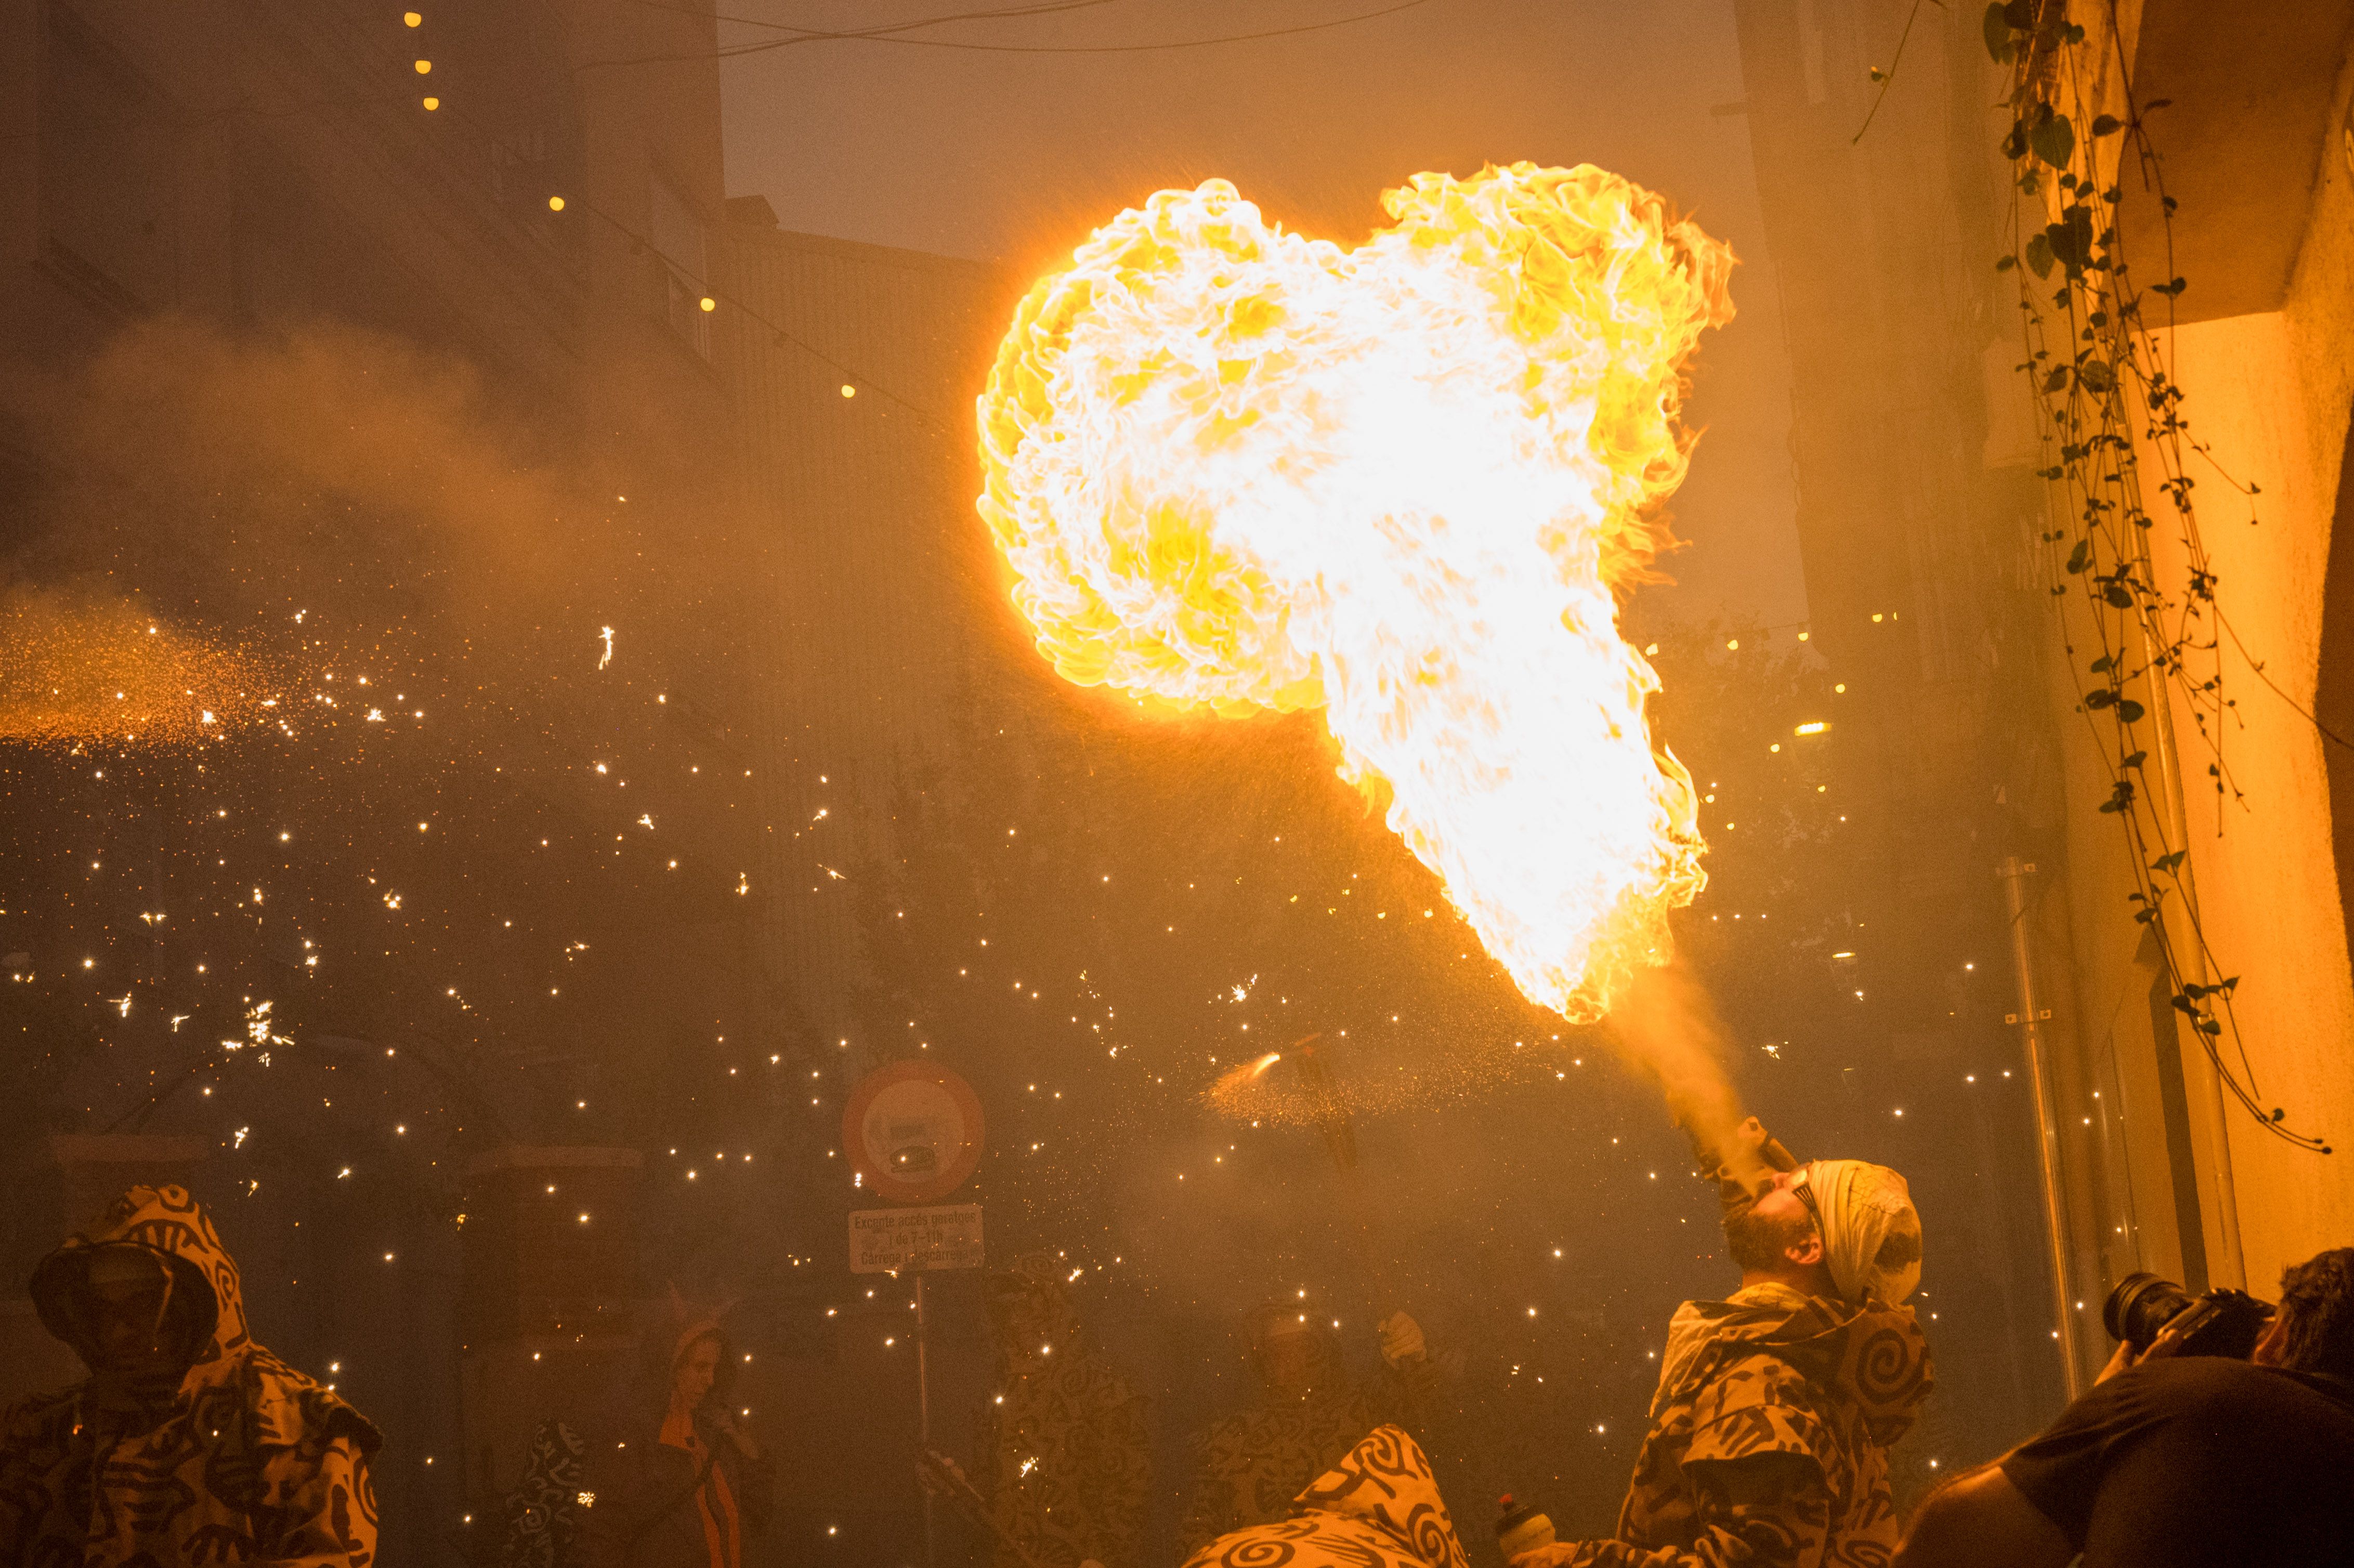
[{"left": 2, "top": 2, "right": 2352, "bottom": 1565}]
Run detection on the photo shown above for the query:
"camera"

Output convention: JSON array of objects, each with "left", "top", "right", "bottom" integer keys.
[{"left": 2102, "top": 1271, "right": 2273, "bottom": 1360}]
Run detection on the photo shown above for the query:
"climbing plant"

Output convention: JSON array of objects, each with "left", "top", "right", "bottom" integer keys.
[{"left": 1978, "top": 0, "right": 2325, "bottom": 1149}]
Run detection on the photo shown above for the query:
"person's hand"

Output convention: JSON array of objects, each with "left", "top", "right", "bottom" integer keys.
[
  {"left": 711, "top": 1407, "right": 761, "bottom": 1460},
  {"left": 1377, "top": 1311, "right": 1426, "bottom": 1366},
  {"left": 2095, "top": 1322, "right": 2187, "bottom": 1384},
  {"left": 1506, "top": 1543, "right": 1577, "bottom": 1568}
]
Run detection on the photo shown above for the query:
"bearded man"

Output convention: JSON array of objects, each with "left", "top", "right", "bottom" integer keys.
[{"left": 1515, "top": 1134, "right": 1934, "bottom": 1568}]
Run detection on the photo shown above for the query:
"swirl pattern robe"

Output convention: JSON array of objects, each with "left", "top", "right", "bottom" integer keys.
[
  {"left": 1534, "top": 1282, "right": 1933, "bottom": 1568},
  {"left": 0, "top": 1184, "right": 381, "bottom": 1567},
  {"left": 1180, "top": 1425, "right": 1467, "bottom": 1568}
]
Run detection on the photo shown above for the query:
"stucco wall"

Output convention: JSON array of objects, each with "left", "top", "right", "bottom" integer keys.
[{"left": 2133, "top": 37, "right": 2354, "bottom": 1290}]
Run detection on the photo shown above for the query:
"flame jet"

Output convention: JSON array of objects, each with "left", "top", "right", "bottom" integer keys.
[{"left": 977, "top": 164, "right": 1734, "bottom": 1021}]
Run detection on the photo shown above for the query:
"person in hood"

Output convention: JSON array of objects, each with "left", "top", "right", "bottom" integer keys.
[
  {"left": 1513, "top": 1131, "right": 1934, "bottom": 1568},
  {"left": 1181, "top": 1423, "right": 1468, "bottom": 1568},
  {"left": 0, "top": 1183, "right": 381, "bottom": 1566},
  {"left": 579, "top": 1314, "right": 771, "bottom": 1568},
  {"left": 1178, "top": 1301, "right": 1439, "bottom": 1557},
  {"left": 974, "top": 1253, "right": 1149, "bottom": 1568}
]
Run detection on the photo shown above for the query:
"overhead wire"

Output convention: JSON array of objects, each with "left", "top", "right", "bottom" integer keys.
[
  {"left": 568, "top": 193, "right": 963, "bottom": 435},
  {"left": 580, "top": 0, "right": 1435, "bottom": 70}
]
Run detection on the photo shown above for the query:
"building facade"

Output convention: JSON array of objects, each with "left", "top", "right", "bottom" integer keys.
[{"left": 1730, "top": 0, "right": 2354, "bottom": 1407}]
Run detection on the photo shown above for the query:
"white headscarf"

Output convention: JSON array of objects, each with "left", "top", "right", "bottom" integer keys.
[{"left": 1807, "top": 1159, "right": 1923, "bottom": 1306}]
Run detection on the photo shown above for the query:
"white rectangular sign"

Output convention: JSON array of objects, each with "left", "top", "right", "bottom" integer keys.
[{"left": 849, "top": 1203, "right": 984, "bottom": 1274}]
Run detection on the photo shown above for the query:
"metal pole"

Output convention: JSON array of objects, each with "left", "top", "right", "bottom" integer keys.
[
  {"left": 2136, "top": 620, "right": 2247, "bottom": 1289},
  {"left": 916, "top": 1271, "right": 936, "bottom": 1568},
  {"left": 1997, "top": 855, "right": 2084, "bottom": 1396}
]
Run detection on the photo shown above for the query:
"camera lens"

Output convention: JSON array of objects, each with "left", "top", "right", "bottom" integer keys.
[{"left": 2104, "top": 1271, "right": 2195, "bottom": 1350}]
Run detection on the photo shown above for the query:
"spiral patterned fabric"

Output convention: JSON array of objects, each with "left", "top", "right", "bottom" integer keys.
[
  {"left": 1547, "top": 1282, "right": 1932, "bottom": 1568},
  {"left": 1180, "top": 1426, "right": 1466, "bottom": 1568},
  {"left": 0, "top": 1185, "right": 381, "bottom": 1567},
  {"left": 502, "top": 1419, "right": 586, "bottom": 1568},
  {"left": 977, "top": 1262, "right": 1152, "bottom": 1568},
  {"left": 1178, "top": 1381, "right": 1383, "bottom": 1556}
]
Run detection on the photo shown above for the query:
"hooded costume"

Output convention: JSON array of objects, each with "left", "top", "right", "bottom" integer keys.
[
  {"left": 1181, "top": 1425, "right": 1467, "bottom": 1568},
  {"left": 501, "top": 1420, "right": 586, "bottom": 1568},
  {"left": 579, "top": 1317, "right": 771, "bottom": 1568},
  {"left": 1178, "top": 1303, "right": 1442, "bottom": 1557},
  {"left": 975, "top": 1254, "right": 1149, "bottom": 1568},
  {"left": 0, "top": 1183, "right": 380, "bottom": 1567},
  {"left": 1522, "top": 1160, "right": 1934, "bottom": 1568}
]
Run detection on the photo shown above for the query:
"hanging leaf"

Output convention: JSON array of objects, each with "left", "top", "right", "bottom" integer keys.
[
  {"left": 2085, "top": 687, "right": 2117, "bottom": 709},
  {"left": 2079, "top": 357, "right": 2115, "bottom": 393},
  {"left": 2030, "top": 112, "right": 2076, "bottom": 169},
  {"left": 2068, "top": 541, "right": 2093, "bottom": 574},
  {"left": 2090, "top": 113, "right": 2123, "bottom": 136},
  {"left": 2103, "top": 582, "right": 2134, "bottom": 608},
  {"left": 1983, "top": 2, "right": 2015, "bottom": 60},
  {"left": 2117, "top": 698, "right": 2146, "bottom": 723},
  {"left": 2024, "top": 231, "right": 2056, "bottom": 278},
  {"left": 2046, "top": 207, "right": 2096, "bottom": 276},
  {"left": 1995, "top": 253, "right": 2017, "bottom": 271}
]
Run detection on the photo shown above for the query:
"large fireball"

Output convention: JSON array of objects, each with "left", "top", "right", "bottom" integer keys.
[{"left": 976, "top": 163, "right": 1733, "bottom": 1021}]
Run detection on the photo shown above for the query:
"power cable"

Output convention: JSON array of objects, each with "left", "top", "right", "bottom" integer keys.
[
  {"left": 578, "top": 0, "right": 1435, "bottom": 70},
  {"left": 569, "top": 193, "right": 964, "bottom": 435},
  {"left": 630, "top": 0, "right": 1124, "bottom": 37}
]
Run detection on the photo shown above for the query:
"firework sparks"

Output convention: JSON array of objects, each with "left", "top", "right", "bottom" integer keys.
[
  {"left": 978, "top": 164, "right": 1731, "bottom": 1022},
  {"left": 0, "top": 591, "right": 276, "bottom": 748}
]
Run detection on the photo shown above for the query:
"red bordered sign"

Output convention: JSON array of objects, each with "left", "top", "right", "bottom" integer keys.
[{"left": 841, "top": 1061, "right": 985, "bottom": 1205}]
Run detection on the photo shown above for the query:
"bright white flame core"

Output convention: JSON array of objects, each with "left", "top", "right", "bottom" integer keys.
[{"left": 978, "top": 164, "right": 1731, "bottom": 1020}]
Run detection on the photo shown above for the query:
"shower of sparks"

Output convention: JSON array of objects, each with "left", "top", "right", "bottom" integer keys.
[
  {"left": 598, "top": 625, "right": 615, "bottom": 670},
  {"left": 0, "top": 593, "right": 278, "bottom": 748},
  {"left": 977, "top": 163, "right": 1731, "bottom": 1023}
]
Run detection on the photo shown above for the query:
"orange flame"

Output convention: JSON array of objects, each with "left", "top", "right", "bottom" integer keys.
[{"left": 978, "top": 164, "right": 1732, "bottom": 1021}]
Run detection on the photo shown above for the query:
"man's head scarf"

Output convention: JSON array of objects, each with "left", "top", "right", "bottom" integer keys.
[{"left": 1807, "top": 1159, "right": 1923, "bottom": 1306}]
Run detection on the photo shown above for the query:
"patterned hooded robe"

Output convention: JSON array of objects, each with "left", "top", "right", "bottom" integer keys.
[
  {"left": 976, "top": 1256, "right": 1150, "bottom": 1568},
  {"left": 0, "top": 1183, "right": 381, "bottom": 1567},
  {"left": 1180, "top": 1425, "right": 1466, "bottom": 1568},
  {"left": 1550, "top": 1283, "right": 1933, "bottom": 1568}
]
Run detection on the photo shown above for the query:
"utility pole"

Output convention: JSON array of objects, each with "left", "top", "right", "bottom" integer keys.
[{"left": 1997, "top": 855, "right": 2083, "bottom": 1396}]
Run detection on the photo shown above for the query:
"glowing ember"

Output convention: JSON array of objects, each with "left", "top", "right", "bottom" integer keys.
[
  {"left": 0, "top": 590, "right": 274, "bottom": 748},
  {"left": 1208, "top": 1051, "right": 1286, "bottom": 1103},
  {"left": 977, "top": 164, "right": 1732, "bottom": 1020}
]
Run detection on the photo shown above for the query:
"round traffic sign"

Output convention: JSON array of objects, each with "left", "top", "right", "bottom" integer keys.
[{"left": 841, "top": 1061, "right": 986, "bottom": 1204}]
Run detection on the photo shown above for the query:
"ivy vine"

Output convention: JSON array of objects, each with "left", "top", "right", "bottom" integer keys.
[{"left": 1978, "top": 0, "right": 2325, "bottom": 1151}]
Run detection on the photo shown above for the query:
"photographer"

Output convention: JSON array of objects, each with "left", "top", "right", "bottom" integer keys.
[{"left": 1893, "top": 1247, "right": 2354, "bottom": 1567}]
